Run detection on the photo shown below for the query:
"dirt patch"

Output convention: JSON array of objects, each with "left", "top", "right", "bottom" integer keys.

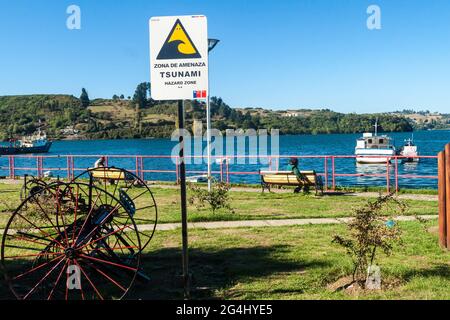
[
  {"left": 327, "top": 275, "right": 403, "bottom": 295},
  {"left": 427, "top": 226, "right": 439, "bottom": 235}
]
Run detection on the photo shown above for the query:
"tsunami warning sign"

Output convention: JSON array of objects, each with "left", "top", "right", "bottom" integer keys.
[{"left": 150, "top": 15, "right": 208, "bottom": 101}]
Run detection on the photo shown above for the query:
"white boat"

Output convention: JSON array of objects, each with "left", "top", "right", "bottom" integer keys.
[
  {"left": 355, "top": 120, "right": 396, "bottom": 164},
  {"left": 399, "top": 136, "right": 419, "bottom": 163},
  {"left": 186, "top": 175, "right": 208, "bottom": 183}
]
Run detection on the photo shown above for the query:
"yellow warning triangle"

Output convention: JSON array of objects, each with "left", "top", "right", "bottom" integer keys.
[{"left": 157, "top": 19, "right": 201, "bottom": 60}]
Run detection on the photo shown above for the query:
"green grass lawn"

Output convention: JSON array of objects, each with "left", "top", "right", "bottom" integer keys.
[
  {"left": 0, "top": 180, "right": 447, "bottom": 300},
  {"left": 128, "top": 220, "right": 449, "bottom": 299},
  {"left": 1, "top": 220, "right": 448, "bottom": 300}
]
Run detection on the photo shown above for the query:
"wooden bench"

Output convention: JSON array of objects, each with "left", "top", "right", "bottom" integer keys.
[
  {"left": 89, "top": 167, "right": 138, "bottom": 188},
  {"left": 90, "top": 167, "right": 132, "bottom": 181},
  {"left": 260, "top": 170, "right": 324, "bottom": 195}
]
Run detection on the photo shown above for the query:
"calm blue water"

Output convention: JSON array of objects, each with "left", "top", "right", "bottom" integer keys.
[{"left": 1, "top": 130, "right": 449, "bottom": 189}]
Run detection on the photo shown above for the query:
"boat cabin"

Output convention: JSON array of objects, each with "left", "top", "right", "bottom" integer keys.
[{"left": 356, "top": 133, "right": 394, "bottom": 150}]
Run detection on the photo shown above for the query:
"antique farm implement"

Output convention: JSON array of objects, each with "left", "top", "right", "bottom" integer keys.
[{"left": 1, "top": 167, "right": 157, "bottom": 300}]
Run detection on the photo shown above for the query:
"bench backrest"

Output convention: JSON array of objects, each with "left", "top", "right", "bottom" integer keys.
[
  {"left": 260, "top": 170, "right": 317, "bottom": 185},
  {"left": 90, "top": 168, "right": 132, "bottom": 181}
]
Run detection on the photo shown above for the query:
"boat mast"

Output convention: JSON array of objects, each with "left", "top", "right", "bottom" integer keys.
[{"left": 374, "top": 118, "right": 379, "bottom": 136}]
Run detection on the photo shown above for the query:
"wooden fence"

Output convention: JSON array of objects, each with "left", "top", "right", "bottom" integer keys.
[{"left": 438, "top": 143, "right": 450, "bottom": 249}]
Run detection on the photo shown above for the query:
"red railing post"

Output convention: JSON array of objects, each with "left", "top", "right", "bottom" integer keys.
[
  {"left": 331, "top": 156, "right": 335, "bottom": 191},
  {"left": 140, "top": 156, "right": 144, "bottom": 180},
  {"left": 40, "top": 156, "right": 43, "bottom": 177},
  {"left": 394, "top": 156, "right": 399, "bottom": 193},
  {"left": 324, "top": 156, "right": 328, "bottom": 191},
  {"left": 8, "top": 156, "right": 14, "bottom": 179},
  {"left": 386, "top": 158, "right": 390, "bottom": 193},
  {"left": 135, "top": 156, "right": 139, "bottom": 177}
]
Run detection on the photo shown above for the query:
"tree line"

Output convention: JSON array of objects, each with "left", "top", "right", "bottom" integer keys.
[{"left": 0, "top": 84, "right": 426, "bottom": 141}]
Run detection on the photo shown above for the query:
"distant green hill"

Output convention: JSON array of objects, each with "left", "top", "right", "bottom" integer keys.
[
  {"left": 0, "top": 95, "right": 86, "bottom": 140},
  {"left": 1, "top": 94, "right": 443, "bottom": 141}
]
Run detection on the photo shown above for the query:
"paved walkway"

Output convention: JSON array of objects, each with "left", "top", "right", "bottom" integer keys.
[{"left": 139, "top": 214, "right": 437, "bottom": 231}]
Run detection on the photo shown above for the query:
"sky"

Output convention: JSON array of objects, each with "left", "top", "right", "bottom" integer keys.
[{"left": 0, "top": 0, "right": 449, "bottom": 113}]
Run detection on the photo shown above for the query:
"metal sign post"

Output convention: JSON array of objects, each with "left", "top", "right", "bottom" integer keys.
[
  {"left": 177, "top": 100, "right": 190, "bottom": 298},
  {"left": 150, "top": 15, "right": 209, "bottom": 299}
]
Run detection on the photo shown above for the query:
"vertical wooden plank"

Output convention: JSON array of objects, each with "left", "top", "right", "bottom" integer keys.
[
  {"left": 445, "top": 143, "right": 450, "bottom": 248},
  {"left": 438, "top": 150, "right": 447, "bottom": 248}
]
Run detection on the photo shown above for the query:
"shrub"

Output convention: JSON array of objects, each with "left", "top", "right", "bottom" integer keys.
[
  {"left": 332, "top": 193, "right": 407, "bottom": 287},
  {"left": 188, "top": 181, "right": 235, "bottom": 214}
]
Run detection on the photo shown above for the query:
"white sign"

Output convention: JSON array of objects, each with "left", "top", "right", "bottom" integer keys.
[{"left": 149, "top": 15, "right": 209, "bottom": 101}]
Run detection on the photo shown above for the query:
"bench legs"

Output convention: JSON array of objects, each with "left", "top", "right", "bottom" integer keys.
[
  {"left": 261, "top": 182, "right": 323, "bottom": 196},
  {"left": 315, "top": 176, "right": 324, "bottom": 196},
  {"left": 261, "top": 182, "right": 271, "bottom": 193}
]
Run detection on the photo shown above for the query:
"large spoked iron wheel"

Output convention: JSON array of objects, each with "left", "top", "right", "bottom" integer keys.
[
  {"left": 20, "top": 175, "right": 50, "bottom": 202},
  {"left": 71, "top": 167, "right": 157, "bottom": 253},
  {"left": 1, "top": 182, "right": 142, "bottom": 300}
]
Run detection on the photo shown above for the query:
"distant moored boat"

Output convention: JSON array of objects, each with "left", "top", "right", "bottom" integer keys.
[
  {"left": 398, "top": 136, "right": 419, "bottom": 163},
  {"left": 354, "top": 119, "right": 396, "bottom": 164},
  {"left": 0, "top": 128, "right": 52, "bottom": 155}
]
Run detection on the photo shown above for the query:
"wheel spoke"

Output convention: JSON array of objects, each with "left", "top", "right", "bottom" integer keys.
[
  {"left": 135, "top": 204, "right": 156, "bottom": 212},
  {"left": 84, "top": 261, "right": 127, "bottom": 292},
  {"left": 77, "top": 222, "right": 133, "bottom": 251},
  {"left": 72, "top": 191, "right": 102, "bottom": 246},
  {"left": 32, "top": 194, "right": 66, "bottom": 243},
  {"left": 12, "top": 254, "right": 64, "bottom": 281},
  {"left": 23, "top": 257, "right": 66, "bottom": 300},
  {"left": 75, "top": 203, "right": 121, "bottom": 248},
  {"left": 8, "top": 233, "right": 55, "bottom": 248},
  {"left": 109, "top": 180, "right": 120, "bottom": 206},
  {"left": 54, "top": 186, "right": 70, "bottom": 248},
  {"left": 47, "top": 259, "right": 68, "bottom": 300},
  {"left": 78, "top": 254, "right": 138, "bottom": 272},
  {"left": 110, "top": 220, "right": 139, "bottom": 249},
  {"left": 73, "top": 259, "right": 103, "bottom": 300},
  {"left": 131, "top": 189, "right": 149, "bottom": 202},
  {"left": 5, "top": 251, "right": 63, "bottom": 260}
]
